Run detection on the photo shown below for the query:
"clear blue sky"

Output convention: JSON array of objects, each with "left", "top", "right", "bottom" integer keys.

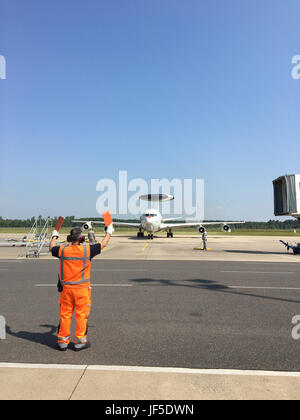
[{"left": 0, "top": 0, "right": 299, "bottom": 221}]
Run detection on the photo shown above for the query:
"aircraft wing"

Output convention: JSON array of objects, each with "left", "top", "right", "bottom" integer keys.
[
  {"left": 160, "top": 221, "right": 245, "bottom": 229},
  {"left": 199, "top": 221, "right": 245, "bottom": 226},
  {"left": 162, "top": 217, "right": 183, "bottom": 222},
  {"left": 106, "top": 221, "right": 141, "bottom": 228},
  {"left": 73, "top": 220, "right": 141, "bottom": 228},
  {"left": 160, "top": 222, "right": 201, "bottom": 229}
]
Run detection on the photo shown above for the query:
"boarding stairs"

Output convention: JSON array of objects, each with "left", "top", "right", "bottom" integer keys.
[{"left": 26, "top": 217, "right": 51, "bottom": 258}]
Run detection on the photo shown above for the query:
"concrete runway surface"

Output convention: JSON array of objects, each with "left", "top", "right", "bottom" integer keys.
[
  {"left": 0, "top": 258, "right": 300, "bottom": 371},
  {"left": 1, "top": 233, "right": 300, "bottom": 262}
]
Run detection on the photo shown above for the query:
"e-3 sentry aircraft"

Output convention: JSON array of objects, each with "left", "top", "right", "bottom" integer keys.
[{"left": 73, "top": 194, "right": 245, "bottom": 239}]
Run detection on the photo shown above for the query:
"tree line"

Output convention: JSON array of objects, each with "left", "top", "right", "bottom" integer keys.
[{"left": 0, "top": 216, "right": 299, "bottom": 230}]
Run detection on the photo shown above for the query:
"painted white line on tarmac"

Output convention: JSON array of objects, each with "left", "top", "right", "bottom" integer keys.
[
  {"left": 34, "top": 284, "right": 61, "bottom": 287},
  {"left": 87, "top": 365, "right": 300, "bottom": 377},
  {"left": 35, "top": 284, "right": 133, "bottom": 287},
  {"left": 228, "top": 286, "right": 300, "bottom": 290},
  {"left": 0, "top": 362, "right": 299, "bottom": 377},
  {"left": 0, "top": 363, "right": 86, "bottom": 370},
  {"left": 221, "top": 271, "right": 295, "bottom": 274},
  {"left": 93, "top": 269, "right": 147, "bottom": 272},
  {"left": 35, "top": 284, "right": 299, "bottom": 290},
  {"left": 91, "top": 284, "right": 133, "bottom": 287},
  {"left": 244, "top": 262, "right": 298, "bottom": 265}
]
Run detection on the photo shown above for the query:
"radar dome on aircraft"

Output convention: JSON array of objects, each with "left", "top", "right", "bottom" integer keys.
[{"left": 139, "top": 194, "right": 174, "bottom": 202}]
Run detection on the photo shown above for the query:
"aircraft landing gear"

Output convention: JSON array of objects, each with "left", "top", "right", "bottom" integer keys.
[
  {"left": 147, "top": 234, "right": 154, "bottom": 240},
  {"left": 137, "top": 230, "right": 145, "bottom": 238},
  {"left": 167, "top": 230, "right": 173, "bottom": 238}
]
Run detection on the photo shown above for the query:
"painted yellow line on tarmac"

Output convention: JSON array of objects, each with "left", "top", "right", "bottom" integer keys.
[
  {"left": 142, "top": 242, "right": 150, "bottom": 252},
  {"left": 102, "top": 245, "right": 116, "bottom": 252}
]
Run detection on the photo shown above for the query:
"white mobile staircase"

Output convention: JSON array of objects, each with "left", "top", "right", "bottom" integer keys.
[{"left": 26, "top": 217, "right": 51, "bottom": 258}]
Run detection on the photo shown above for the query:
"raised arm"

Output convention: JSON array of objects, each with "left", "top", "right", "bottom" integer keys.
[
  {"left": 49, "top": 230, "right": 59, "bottom": 251},
  {"left": 100, "top": 224, "right": 114, "bottom": 250}
]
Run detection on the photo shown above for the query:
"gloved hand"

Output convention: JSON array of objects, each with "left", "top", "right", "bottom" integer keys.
[
  {"left": 57, "top": 275, "right": 63, "bottom": 292},
  {"left": 52, "top": 230, "right": 59, "bottom": 239},
  {"left": 106, "top": 223, "right": 114, "bottom": 236}
]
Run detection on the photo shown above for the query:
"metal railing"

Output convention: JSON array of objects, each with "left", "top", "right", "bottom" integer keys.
[{"left": 26, "top": 217, "right": 51, "bottom": 258}]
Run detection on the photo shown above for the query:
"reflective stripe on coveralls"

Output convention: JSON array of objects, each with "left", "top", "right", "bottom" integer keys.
[
  {"left": 59, "top": 243, "right": 91, "bottom": 286},
  {"left": 57, "top": 336, "right": 70, "bottom": 344}
]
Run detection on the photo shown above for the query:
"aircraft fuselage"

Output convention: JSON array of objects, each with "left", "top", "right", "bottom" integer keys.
[{"left": 140, "top": 209, "right": 163, "bottom": 233}]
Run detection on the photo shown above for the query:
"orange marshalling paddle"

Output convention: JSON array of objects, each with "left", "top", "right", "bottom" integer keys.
[{"left": 102, "top": 211, "right": 113, "bottom": 227}]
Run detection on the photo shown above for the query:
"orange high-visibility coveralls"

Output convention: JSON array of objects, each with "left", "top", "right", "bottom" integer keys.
[{"left": 57, "top": 243, "right": 91, "bottom": 345}]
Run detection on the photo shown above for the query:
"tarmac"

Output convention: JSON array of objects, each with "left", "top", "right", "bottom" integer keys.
[
  {"left": 0, "top": 232, "right": 299, "bottom": 262},
  {"left": 0, "top": 233, "right": 300, "bottom": 400}
]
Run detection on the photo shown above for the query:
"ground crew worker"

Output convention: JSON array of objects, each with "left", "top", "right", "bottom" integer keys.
[
  {"left": 202, "top": 230, "right": 208, "bottom": 250},
  {"left": 49, "top": 224, "right": 114, "bottom": 351}
]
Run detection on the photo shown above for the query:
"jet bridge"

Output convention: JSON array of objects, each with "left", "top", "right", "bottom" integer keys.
[{"left": 273, "top": 174, "right": 300, "bottom": 221}]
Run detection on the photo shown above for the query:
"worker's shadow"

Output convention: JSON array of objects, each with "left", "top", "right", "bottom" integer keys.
[{"left": 6, "top": 324, "right": 58, "bottom": 350}]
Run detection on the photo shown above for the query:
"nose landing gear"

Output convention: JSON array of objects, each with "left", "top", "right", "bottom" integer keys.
[{"left": 147, "top": 234, "right": 154, "bottom": 240}]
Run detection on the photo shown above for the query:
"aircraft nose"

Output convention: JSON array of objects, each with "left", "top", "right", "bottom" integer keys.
[{"left": 145, "top": 221, "right": 154, "bottom": 231}]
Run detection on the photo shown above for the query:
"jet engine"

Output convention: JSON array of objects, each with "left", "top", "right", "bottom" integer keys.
[
  {"left": 221, "top": 223, "right": 231, "bottom": 232},
  {"left": 82, "top": 221, "right": 92, "bottom": 231}
]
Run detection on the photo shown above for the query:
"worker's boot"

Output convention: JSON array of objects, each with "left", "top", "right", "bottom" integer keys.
[
  {"left": 73, "top": 337, "right": 90, "bottom": 351},
  {"left": 57, "top": 337, "right": 70, "bottom": 351}
]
